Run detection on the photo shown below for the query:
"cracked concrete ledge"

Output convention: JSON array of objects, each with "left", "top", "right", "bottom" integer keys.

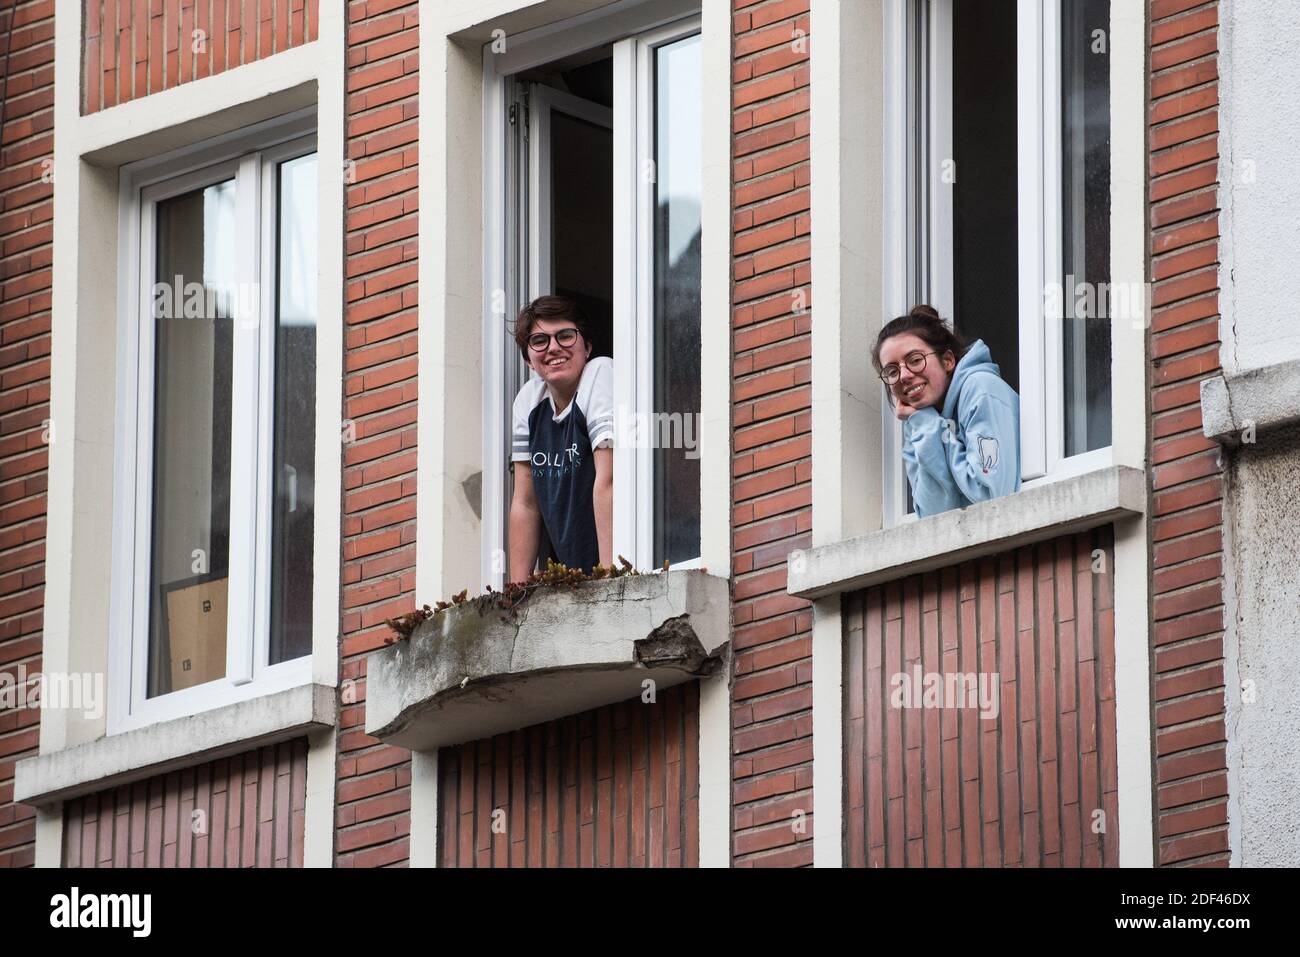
[
  {"left": 1202, "top": 358, "right": 1300, "bottom": 445},
  {"left": 365, "top": 570, "right": 731, "bottom": 751},
  {"left": 788, "top": 466, "right": 1147, "bottom": 600},
  {"left": 15, "top": 683, "right": 337, "bottom": 806}
]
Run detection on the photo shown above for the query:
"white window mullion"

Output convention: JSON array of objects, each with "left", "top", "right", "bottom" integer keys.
[
  {"left": 252, "top": 152, "right": 279, "bottom": 682},
  {"left": 927, "top": 0, "right": 954, "bottom": 321},
  {"left": 633, "top": 32, "right": 657, "bottom": 572},
  {"left": 226, "top": 153, "right": 263, "bottom": 687},
  {"left": 1016, "top": 0, "right": 1048, "bottom": 481},
  {"left": 612, "top": 37, "right": 639, "bottom": 567},
  {"left": 128, "top": 196, "right": 160, "bottom": 714},
  {"left": 1040, "top": 0, "right": 1066, "bottom": 476}
]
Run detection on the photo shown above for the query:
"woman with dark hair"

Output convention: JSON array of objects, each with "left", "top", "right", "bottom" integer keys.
[{"left": 872, "top": 305, "right": 1021, "bottom": 517}]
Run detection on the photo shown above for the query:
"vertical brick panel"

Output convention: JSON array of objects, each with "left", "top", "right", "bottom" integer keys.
[
  {"left": 436, "top": 685, "right": 699, "bottom": 867},
  {"left": 0, "top": 0, "right": 53, "bottom": 871},
  {"left": 334, "top": 0, "right": 418, "bottom": 868},
  {"left": 843, "top": 531, "right": 1119, "bottom": 866},
  {"left": 1147, "top": 0, "right": 1229, "bottom": 867},
  {"left": 731, "top": 0, "right": 813, "bottom": 869},
  {"left": 81, "top": 0, "right": 314, "bottom": 112},
  {"left": 58, "top": 740, "right": 307, "bottom": 867}
]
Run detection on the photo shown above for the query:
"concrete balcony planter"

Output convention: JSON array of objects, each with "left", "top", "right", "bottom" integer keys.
[{"left": 365, "top": 570, "right": 730, "bottom": 751}]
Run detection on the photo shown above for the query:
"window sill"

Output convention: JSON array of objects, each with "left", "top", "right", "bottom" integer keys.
[
  {"left": 365, "top": 570, "right": 730, "bottom": 752},
  {"left": 14, "top": 683, "right": 336, "bottom": 807},
  {"left": 787, "top": 465, "right": 1146, "bottom": 600},
  {"left": 1201, "top": 358, "right": 1300, "bottom": 444}
]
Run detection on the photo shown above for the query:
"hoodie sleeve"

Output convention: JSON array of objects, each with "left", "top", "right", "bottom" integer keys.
[
  {"left": 941, "top": 379, "right": 1020, "bottom": 505},
  {"left": 902, "top": 406, "right": 962, "bottom": 518}
]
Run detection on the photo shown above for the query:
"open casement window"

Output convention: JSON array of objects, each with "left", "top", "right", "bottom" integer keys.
[
  {"left": 483, "top": 9, "right": 703, "bottom": 586},
  {"left": 111, "top": 112, "right": 318, "bottom": 732},
  {"left": 882, "top": 0, "right": 1113, "bottom": 524}
]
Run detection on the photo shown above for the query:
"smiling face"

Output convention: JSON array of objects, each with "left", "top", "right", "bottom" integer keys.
[
  {"left": 526, "top": 316, "right": 591, "bottom": 396},
  {"left": 878, "top": 332, "right": 957, "bottom": 410}
]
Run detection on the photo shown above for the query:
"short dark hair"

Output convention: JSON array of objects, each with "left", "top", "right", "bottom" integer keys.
[
  {"left": 512, "top": 295, "right": 594, "bottom": 360},
  {"left": 871, "top": 303, "right": 967, "bottom": 374}
]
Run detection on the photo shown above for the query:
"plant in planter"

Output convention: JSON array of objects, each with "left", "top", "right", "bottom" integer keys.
[{"left": 382, "top": 555, "right": 659, "bottom": 642}]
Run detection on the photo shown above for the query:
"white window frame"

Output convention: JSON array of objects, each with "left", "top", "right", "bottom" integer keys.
[
  {"left": 479, "top": 0, "right": 702, "bottom": 588},
  {"left": 882, "top": 0, "right": 1114, "bottom": 526},
  {"left": 109, "top": 110, "right": 318, "bottom": 734}
]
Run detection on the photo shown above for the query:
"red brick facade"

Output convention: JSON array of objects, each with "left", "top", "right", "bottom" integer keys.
[
  {"left": 0, "top": 0, "right": 54, "bottom": 871},
  {"left": 729, "top": 0, "right": 814, "bottom": 868},
  {"left": 437, "top": 684, "right": 700, "bottom": 868},
  {"left": 1147, "top": 0, "right": 1229, "bottom": 867},
  {"left": 336, "top": 0, "right": 419, "bottom": 868},
  {"left": 61, "top": 739, "right": 309, "bottom": 867},
  {"left": 844, "top": 531, "right": 1120, "bottom": 867},
  {"left": 0, "top": 0, "right": 1243, "bottom": 871},
  {"left": 82, "top": 0, "right": 320, "bottom": 114}
]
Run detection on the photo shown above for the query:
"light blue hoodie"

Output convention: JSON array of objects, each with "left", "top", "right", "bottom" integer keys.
[{"left": 901, "top": 338, "right": 1020, "bottom": 518}]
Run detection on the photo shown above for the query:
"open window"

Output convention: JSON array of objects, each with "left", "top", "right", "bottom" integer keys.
[
  {"left": 482, "top": 9, "right": 703, "bottom": 585},
  {"left": 110, "top": 111, "right": 319, "bottom": 732},
  {"left": 883, "top": 0, "right": 1112, "bottom": 523}
]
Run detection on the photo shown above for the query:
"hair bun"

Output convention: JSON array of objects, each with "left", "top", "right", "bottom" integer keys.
[{"left": 909, "top": 304, "right": 941, "bottom": 321}]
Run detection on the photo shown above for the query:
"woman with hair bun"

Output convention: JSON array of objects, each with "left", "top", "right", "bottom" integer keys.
[{"left": 872, "top": 305, "right": 1021, "bottom": 517}]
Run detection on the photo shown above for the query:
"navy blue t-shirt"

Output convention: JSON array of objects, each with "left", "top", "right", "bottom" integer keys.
[{"left": 512, "top": 357, "right": 614, "bottom": 573}]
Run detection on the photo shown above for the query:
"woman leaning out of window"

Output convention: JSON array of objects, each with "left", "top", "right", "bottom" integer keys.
[{"left": 874, "top": 305, "right": 1021, "bottom": 518}]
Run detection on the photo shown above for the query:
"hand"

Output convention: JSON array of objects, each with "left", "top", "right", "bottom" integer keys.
[{"left": 894, "top": 397, "right": 919, "bottom": 421}]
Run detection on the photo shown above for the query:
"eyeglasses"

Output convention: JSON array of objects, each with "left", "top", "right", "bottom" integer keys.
[
  {"left": 527, "top": 327, "right": 582, "bottom": 352},
  {"left": 879, "top": 350, "right": 941, "bottom": 385}
]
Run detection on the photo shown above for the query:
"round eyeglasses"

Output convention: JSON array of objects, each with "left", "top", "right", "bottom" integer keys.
[
  {"left": 879, "top": 350, "right": 941, "bottom": 385},
  {"left": 528, "top": 327, "right": 581, "bottom": 352}
]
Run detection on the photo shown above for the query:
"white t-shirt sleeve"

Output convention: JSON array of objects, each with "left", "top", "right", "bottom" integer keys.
[
  {"left": 511, "top": 379, "right": 539, "bottom": 463},
  {"left": 580, "top": 357, "right": 615, "bottom": 449}
]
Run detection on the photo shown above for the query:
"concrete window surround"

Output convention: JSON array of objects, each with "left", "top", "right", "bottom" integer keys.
[
  {"left": 806, "top": 0, "right": 1153, "bottom": 866},
  {"left": 15, "top": 684, "right": 337, "bottom": 807},
  {"left": 365, "top": 570, "right": 729, "bottom": 751},
  {"left": 1201, "top": 358, "right": 1300, "bottom": 445},
  {"left": 788, "top": 466, "right": 1147, "bottom": 600},
  {"left": 414, "top": 0, "right": 733, "bottom": 867},
  {"left": 39, "top": 1, "right": 347, "bottom": 866}
]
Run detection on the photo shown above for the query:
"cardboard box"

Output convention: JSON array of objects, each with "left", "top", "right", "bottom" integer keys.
[{"left": 164, "top": 576, "right": 228, "bottom": 692}]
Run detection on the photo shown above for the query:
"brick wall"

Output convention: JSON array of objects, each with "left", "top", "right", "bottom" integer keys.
[
  {"left": 843, "top": 531, "right": 1120, "bottom": 867},
  {"left": 0, "top": 0, "right": 54, "bottom": 871},
  {"left": 82, "top": 0, "right": 319, "bottom": 114},
  {"left": 61, "top": 739, "right": 308, "bottom": 867},
  {"left": 1146, "top": 0, "right": 1229, "bottom": 867},
  {"left": 437, "top": 684, "right": 700, "bottom": 868},
  {"left": 335, "top": 0, "right": 418, "bottom": 868},
  {"left": 729, "top": 0, "right": 813, "bottom": 868}
]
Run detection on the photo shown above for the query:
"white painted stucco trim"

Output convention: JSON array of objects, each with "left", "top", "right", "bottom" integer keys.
[
  {"left": 16, "top": 683, "right": 337, "bottom": 807},
  {"left": 39, "top": 2, "right": 343, "bottom": 865},
  {"left": 807, "top": 0, "right": 887, "bottom": 868},
  {"left": 790, "top": 466, "right": 1146, "bottom": 598},
  {"left": 1108, "top": 0, "right": 1154, "bottom": 869},
  {"left": 416, "top": 0, "right": 730, "bottom": 867}
]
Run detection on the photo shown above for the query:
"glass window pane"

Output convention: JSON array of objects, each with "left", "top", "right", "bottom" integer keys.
[
  {"left": 951, "top": 0, "right": 1019, "bottom": 393},
  {"left": 1062, "top": 0, "right": 1112, "bottom": 455},
  {"left": 652, "top": 33, "right": 702, "bottom": 567},
  {"left": 269, "top": 152, "right": 318, "bottom": 665},
  {"left": 148, "top": 179, "right": 236, "bottom": 697}
]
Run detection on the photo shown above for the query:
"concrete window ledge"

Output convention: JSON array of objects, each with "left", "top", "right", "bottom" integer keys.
[
  {"left": 365, "top": 570, "right": 730, "bottom": 752},
  {"left": 1201, "top": 358, "right": 1300, "bottom": 444},
  {"left": 15, "top": 683, "right": 337, "bottom": 807},
  {"left": 788, "top": 465, "right": 1146, "bottom": 600}
]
